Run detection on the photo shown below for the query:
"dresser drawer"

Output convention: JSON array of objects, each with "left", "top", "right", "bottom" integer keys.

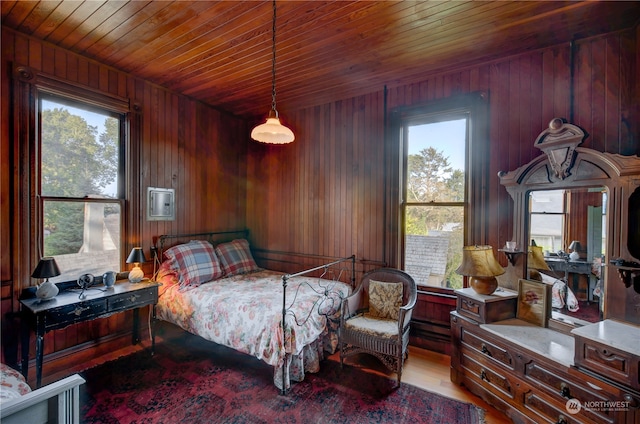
[
  {"left": 524, "top": 360, "right": 617, "bottom": 423},
  {"left": 461, "top": 351, "right": 517, "bottom": 400},
  {"left": 459, "top": 326, "right": 515, "bottom": 370},
  {"left": 44, "top": 299, "right": 108, "bottom": 329},
  {"left": 574, "top": 337, "right": 640, "bottom": 391},
  {"left": 523, "top": 390, "right": 591, "bottom": 424},
  {"left": 108, "top": 287, "right": 157, "bottom": 312}
]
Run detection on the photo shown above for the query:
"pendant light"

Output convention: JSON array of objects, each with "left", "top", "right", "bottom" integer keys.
[{"left": 251, "top": 0, "right": 294, "bottom": 144}]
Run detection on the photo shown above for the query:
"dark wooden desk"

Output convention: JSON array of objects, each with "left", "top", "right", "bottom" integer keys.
[
  {"left": 20, "top": 280, "right": 159, "bottom": 387},
  {"left": 545, "top": 258, "right": 595, "bottom": 301}
]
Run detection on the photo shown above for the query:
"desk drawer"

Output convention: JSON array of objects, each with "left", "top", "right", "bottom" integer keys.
[
  {"left": 109, "top": 287, "right": 157, "bottom": 312},
  {"left": 44, "top": 300, "right": 108, "bottom": 329},
  {"left": 461, "top": 351, "right": 517, "bottom": 400}
]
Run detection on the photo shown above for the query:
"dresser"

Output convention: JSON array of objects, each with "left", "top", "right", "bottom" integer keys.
[
  {"left": 451, "top": 311, "right": 640, "bottom": 423},
  {"left": 20, "top": 280, "right": 160, "bottom": 387}
]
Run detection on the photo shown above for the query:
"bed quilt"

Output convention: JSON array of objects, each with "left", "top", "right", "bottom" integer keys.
[{"left": 155, "top": 268, "right": 351, "bottom": 389}]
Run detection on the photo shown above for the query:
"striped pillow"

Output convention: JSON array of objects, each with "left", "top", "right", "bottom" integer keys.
[
  {"left": 215, "top": 239, "right": 259, "bottom": 276},
  {"left": 163, "top": 240, "right": 223, "bottom": 289}
]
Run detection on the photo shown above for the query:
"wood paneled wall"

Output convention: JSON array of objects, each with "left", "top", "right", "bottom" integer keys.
[
  {"left": 1, "top": 28, "right": 247, "bottom": 368},
  {"left": 1, "top": 24, "right": 638, "bottom": 371},
  {"left": 247, "top": 28, "right": 638, "bottom": 271}
]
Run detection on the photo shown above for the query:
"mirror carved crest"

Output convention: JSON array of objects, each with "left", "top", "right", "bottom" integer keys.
[{"left": 534, "top": 117, "right": 585, "bottom": 180}]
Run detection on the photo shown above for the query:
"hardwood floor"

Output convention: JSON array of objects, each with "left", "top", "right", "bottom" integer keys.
[{"left": 44, "top": 322, "right": 511, "bottom": 423}]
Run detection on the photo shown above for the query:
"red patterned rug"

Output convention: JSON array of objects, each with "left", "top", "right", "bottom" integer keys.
[{"left": 80, "top": 332, "right": 484, "bottom": 423}]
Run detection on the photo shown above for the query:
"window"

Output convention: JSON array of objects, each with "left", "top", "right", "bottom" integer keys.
[
  {"left": 529, "top": 189, "right": 566, "bottom": 253},
  {"left": 402, "top": 116, "right": 468, "bottom": 289},
  {"left": 38, "top": 94, "right": 124, "bottom": 282}
]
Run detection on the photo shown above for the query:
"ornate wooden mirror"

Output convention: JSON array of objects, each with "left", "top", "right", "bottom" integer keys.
[{"left": 498, "top": 118, "right": 640, "bottom": 328}]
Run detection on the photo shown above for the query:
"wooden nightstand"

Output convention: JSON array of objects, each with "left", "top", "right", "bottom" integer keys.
[
  {"left": 20, "top": 280, "right": 160, "bottom": 388},
  {"left": 455, "top": 287, "right": 518, "bottom": 324}
]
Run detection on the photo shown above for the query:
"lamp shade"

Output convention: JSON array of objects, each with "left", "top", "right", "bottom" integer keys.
[
  {"left": 528, "top": 245, "right": 551, "bottom": 271},
  {"left": 568, "top": 240, "right": 581, "bottom": 252},
  {"left": 455, "top": 246, "right": 505, "bottom": 295},
  {"left": 251, "top": 112, "right": 295, "bottom": 144},
  {"left": 31, "top": 257, "right": 61, "bottom": 279},
  {"left": 126, "top": 247, "right": 147, "bottom": 264},
  {"left": 126, "top": 247, "right": 146, "bottom": 283},
  {"left": 456, "top": 246, "right": 505, "bottom": 277}
]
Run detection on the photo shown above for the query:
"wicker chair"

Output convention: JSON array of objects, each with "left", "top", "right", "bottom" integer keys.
[{"left": 339, "top": 268, "right": 417, "bottom": 385}]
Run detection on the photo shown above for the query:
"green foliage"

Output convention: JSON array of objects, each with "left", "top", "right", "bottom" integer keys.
[
  {"left": 406, "top": 147, "right": 465, "bottom": 288},
  {"left": 41, "top": 107, "right": 118, "bottom": 197},
  {"left": 41, "top": 106, "right": 119, "bottom": 255},
  {"left": 44, "top": 202, "right": 84, "bottom": 256}
]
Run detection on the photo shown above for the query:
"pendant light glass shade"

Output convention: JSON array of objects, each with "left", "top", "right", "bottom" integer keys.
[
  {"left": 251, "top": 0, "right": 294, "bottom": 144},
  {"left": 251, "top": 110, "right": 294, "bottom": 144}
]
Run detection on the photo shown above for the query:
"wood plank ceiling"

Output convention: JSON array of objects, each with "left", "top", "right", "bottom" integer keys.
[{"left": 2, "top": 1, "right": 639, "bottom": 119}]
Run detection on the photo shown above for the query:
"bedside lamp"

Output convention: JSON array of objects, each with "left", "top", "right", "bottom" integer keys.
[
  {"left": 456, "top": 245, "right": 505, "bottom": 295},
  {"left": 568, "top": 240, "right": 581, "bottom": 261},
  {"left": 31, "top": 257, "right": 61, "bottom": 300},
  {"left": 126, "top": 247, "right": 147, "bottom": 283}
]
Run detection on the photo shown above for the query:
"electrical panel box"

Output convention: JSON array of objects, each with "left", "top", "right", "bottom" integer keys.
[{"left": 147, "top": 187, "right": 175, "bottom": 221}]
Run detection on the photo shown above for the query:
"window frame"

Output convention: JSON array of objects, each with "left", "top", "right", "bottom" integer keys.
[
  {"left": 387, "top": 92, "right": 490, "bottom": 289},
  {"left": 36, "top": 91, "right": 127, "bottom": 282},
  {"left": 13, "top": 65, "right": 135, "bottom": 287}
]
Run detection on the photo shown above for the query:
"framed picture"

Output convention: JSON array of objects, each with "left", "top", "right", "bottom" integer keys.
[{"left": 516, "top": 278, "right": 551, "bottom": 327}]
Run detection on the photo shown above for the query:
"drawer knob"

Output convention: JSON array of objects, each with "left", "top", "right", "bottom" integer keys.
[
  {"left": 481, "top": 343, "right": 492, "bottom": 357},
  {"left": 480, "top": 368, "right": 488, "bottom": 381},
  {"left": 69, "top": 306, "right": 90, "bottom": 316},
  {"left": 560, "top": 382, "right": 571, "bottom": 399},
  {"left": 623, "top": 394, "right": 638, "bottom": 408},
  {"left": 128, "top": 295, "right": 139, "bottom": 302},
  {"left": 555, "top": 415, "right": 567, "bottom": 424}
]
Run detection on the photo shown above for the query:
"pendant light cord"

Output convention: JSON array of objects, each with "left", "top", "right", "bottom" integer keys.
[{"left": 271, "top": 0, "right": 277, "bottom": 113}]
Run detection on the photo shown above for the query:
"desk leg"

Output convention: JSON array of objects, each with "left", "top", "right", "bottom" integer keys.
[
  {"left": 151, "top": 304, "right": 156, "bottom": 356},
  {"left": 35, "top": 316, "right": 45, "bottom": 388},
  {"left": 20, "top": 314, "right": 30, "bottom": 381},
  {"left": 132, "top": 308, "right": 140, "bottom": 345}
]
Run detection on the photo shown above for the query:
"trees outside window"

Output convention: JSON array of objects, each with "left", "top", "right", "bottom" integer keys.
[
  {"left": 39, "top": 95, "right": 124, "bottom": 282},
  {"left": 403, "top": 118, "right": 467, "bottom": 289}
]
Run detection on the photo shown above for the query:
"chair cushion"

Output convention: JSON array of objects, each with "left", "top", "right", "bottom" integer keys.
[
  {"left": 344, "top": 315, "right": 399, "bottom": 339},
  {"left": 367, "top": 279, "right": 403, "bottom": 320}
]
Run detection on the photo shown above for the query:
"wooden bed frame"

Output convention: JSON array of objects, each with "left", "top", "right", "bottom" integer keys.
[
  {"left": 154, "top": 229, "right": 356, "bottom": 394},
  {"left": 0, "top": 374, "right": 85, "bottom": 424}
]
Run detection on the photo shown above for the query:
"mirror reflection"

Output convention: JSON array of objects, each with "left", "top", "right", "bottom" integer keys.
[{"left": 527, "top": 187, "right": 606, "bottom": 324}]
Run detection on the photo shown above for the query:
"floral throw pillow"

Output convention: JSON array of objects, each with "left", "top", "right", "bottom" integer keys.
[{"left": 367, "top": 279, "right": 403, "bottom": 321}]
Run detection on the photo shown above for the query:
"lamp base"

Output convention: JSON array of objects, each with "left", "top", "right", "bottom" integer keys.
[
  {"left": 469, "top": 276, "right": 498, "bottom": 295},
  {"left": 128, "top": 266, "right": 144, "bottom": 283}
]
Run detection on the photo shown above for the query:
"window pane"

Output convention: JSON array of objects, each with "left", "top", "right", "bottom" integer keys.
[
  {"left": 530, "top": 190, "right": 564, "bottom": 213},
  {"left": 406, "top": 120, "right": 466, "bottom": 203},
  {"left": 43, "top": 201, "right": 121, "bottom": 283},
  {"left": 41, "top": 98, "right": 119, "bottom": 198},
  {"left": 405, "top": 205, "right": 464, "bottom": 289},
  {"left": 530, "top": 213, "right": 564, "bottom": 253}
]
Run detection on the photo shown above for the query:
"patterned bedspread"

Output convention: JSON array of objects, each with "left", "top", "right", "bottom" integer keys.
[{"left": 155, "top": 268, "right": 351, "bottom": 389}]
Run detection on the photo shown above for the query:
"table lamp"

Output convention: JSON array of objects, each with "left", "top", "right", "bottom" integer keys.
[
  {"left": 31, "top": 257, "right": 61, "bottom": 300},
  {"left": 455, "top": 245, "right": 505, "bottom": 295},
  {"left": 126, "top": 247, "right": 147, "bottom": 283},
  {"left": 568, "top": 240, "right": 581, "bottom": 261},
  {"left": 528, "top": 245, "right": 551, "bottom": 270}
]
